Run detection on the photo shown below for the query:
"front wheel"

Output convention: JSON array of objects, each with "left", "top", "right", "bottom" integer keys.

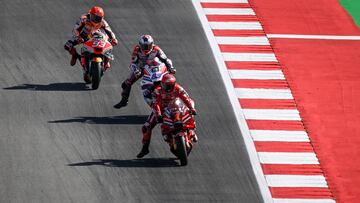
[
  {"left": 90, "top": 61, "right": 102, "bottom": 90},
  {"left": 175, "top": 136, "right": 188, "bottom": 166}
]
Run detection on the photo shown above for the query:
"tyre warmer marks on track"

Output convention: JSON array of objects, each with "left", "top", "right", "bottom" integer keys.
[{"left": 193, "top": 0, "right": 335, "bottom": 202}]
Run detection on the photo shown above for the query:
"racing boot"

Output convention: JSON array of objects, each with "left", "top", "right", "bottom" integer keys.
[
  {"left": 83, "top": 72, "right": 91, "bottom": 84},
  {"left": 113, "top": 82, "right": 131, "bottom": 109},
  {"left": 69, "top": 48, "right": 80, "bottom": 66},
  {"left": 136, "top": 142, "right": 150, "bottom": 158},
  {"left": 104, "top": 58, "right": 111, "bottom": 71},
  {"left": 193, "top": 134, "right": 198, "bottom": 143},
  {"left": 113, "top": 97, "right": 128, "bottom": 109},
  {"left": 189, "top": 130, "right": 198, "bottom": 143}
]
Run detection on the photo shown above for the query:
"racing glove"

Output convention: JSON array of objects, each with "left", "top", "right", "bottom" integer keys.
[
  {"left": 169, "top": 67, "right": 176, "bottom": 74},
  {"left": 110, "top": 38, "right": 118, "bottom": 46},
  {"left": 157, "top": 115, "right": 163, "bottom": 123},
  {"left": 190, "top": 108, "right": 197, "bottom": 115},
  {"left": 76, "top": 37, "right": 84, "bottom": 44}
]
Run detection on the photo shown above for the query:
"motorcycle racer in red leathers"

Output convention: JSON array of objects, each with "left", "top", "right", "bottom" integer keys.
[
  {"left": 113, "top": 35, "right": 176, "bottom": 109},
  {"left": 64, "top": 6, "right": 118, "bottom": 68},
  {"left": 137, "top": 74, "right": 197, "bottom": 158}
]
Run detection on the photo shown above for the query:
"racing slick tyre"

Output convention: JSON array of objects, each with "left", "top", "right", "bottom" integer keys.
[
  {"left": 175, "top": 136, "right": 188, "bottom": 166},
  {"left": 90, "top": 61, "right": 101, "bottom": 90}
]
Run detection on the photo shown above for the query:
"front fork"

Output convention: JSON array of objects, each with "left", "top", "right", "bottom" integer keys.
[
  {"left": 170, "top": 131, "right": 192, "bottom": 150},
  {"left": 81, "top": 56, "right": 104, "bottom": 72}
]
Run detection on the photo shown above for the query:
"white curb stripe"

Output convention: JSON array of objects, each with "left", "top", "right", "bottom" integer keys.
[
  {"left": 222, "top": 52, "right": 277, "bottom": 62},
  {"left": 229, "top": 70, "right": 285, "bottom": 79},
  {"left": 266, "top": 175, "right": 328, "bottom": 188},
  {"left": 243, "top": 109, "right": 301, "bottom": 121},
  {"left": 259, "top": 152, "right": 319, "bottom": 164},
  {"left": 204, "top": 8, "right": 255, "bottom": 15},
  {"left": 267, "top": 34, "right": 360, "bottom": 40},
  {"left": 216, "top": 36, "right": 269, "bottom": 45},
  {"left": 200, "top": 0, "right": 249, "bottom": 3},
  {"left": 210, "top": 22, "right": 263, "bottom": 30},
  {"left": 194, "top": 0, "right": 335, "bottom": 202},
  {"left": 273, "top": 199, "right": 336, "bottom": 203},
  {"left": 250, "top": 130, "right": 310, "bottom": 142},
  {"left": 192, "top": 1, "right": 273, "bottom": 202},
  {"left": 236, "top": 88, "right": 294, "bottom": 99}
]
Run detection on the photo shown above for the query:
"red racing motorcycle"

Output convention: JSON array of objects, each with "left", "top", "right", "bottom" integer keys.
[
  {"left": 80, "top": 30, "right": 114, "bottom": 89},
  {"left": 161, "top": 98, "right": 197, "bottom": 166}
]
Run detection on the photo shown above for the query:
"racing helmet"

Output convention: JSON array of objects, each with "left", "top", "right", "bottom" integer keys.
[
  {"left": 89, "top": 6, "right": 104, "bottom": 24},
  {"left": 161, "top": 74, "right": 176, "bottom": 93},
  {"left": 139, "top": 35, "right": 154, "bottom": 55}
]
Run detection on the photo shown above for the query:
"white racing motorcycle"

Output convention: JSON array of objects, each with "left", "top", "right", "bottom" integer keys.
[{"left": 140, "top": 57, "right": 169, "bottom": 106}]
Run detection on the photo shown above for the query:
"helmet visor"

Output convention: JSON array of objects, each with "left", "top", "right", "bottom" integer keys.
[
  {"left": 162, "top": 83, "right": 174, "bottom": 93},
  {"left": 90, "top": 14, "right": 103, "bottom": 23},
  {"left": 140, "top": 43, "right": 153, "bottom": 53}
]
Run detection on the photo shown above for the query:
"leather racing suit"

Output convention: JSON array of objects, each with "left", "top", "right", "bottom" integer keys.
[
  {"left": 64, "top": 13, "right": 117, "bottom": 67},
  {"left": 115, "top": 45, "right": 176, "bottom": 108}
]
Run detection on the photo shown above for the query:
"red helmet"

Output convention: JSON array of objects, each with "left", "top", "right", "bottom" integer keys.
[
  {"left": 161, "top": 74, "right": 176, "bottom": 93},
  {"left": 139, "top": 35, "right": 154, "bottom": 55},
  {"left": 89, "top": 6, "right": 104, "bottom": 24}
]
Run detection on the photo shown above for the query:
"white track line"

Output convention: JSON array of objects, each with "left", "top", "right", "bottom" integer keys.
[
  {"left": 204, "top": 8, "right": 255, "bottom": 15},
  {"left": 216, "top": 36, "right": 269, "bottom": 45},
  {"left": 266, "top": 175, "right": 328, "bottom": 188},
  {"left": 274, "top": 199, "right": 336, "bottom": 203},
  {"left": 192, "top": 1, "right": 273, "bottom": 202},
  {"left": 250, "top": 130, "right": 310, "bottom": 142},
  {"left": 243, "top": 109, "right": 301, "bottom": 121},
  {"left": 236, "top": 88, "right": 293, "bottom": 99},
  {"left": 259, "top": 152, "right": 319, "bottom": 164},
  {"left": 229, "top": 70, "right": 285, "bottom": 79},
  {"left": 210, "top": 22, "right": 263, "bottom": 30},
  {"left": 200, "top": 0, "right": 249, "bottom": 2},
  {"left": 222, "top": 53, "right": 277, "bottom": 62},
  {"left": 267, "top": 34, "right": 360, "bottom": 40}
]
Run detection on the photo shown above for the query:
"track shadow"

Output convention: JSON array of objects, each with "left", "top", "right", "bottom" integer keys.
[
  {"left": 48, "top": 115, "right": 148, "bottom": 125},
  {"left": 68, "top": 158, "right": 179, "bottom": 168},
  {"left": 3, "top": 83, "right": 90, "bottom": 91}
]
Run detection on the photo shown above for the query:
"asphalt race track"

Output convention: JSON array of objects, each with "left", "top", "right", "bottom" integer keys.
[{"left": 0, "top": 1, "right": 263, "bottom": 202}]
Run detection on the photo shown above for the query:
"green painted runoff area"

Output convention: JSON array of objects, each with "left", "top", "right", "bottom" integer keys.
[{"left": 340, "top": 0, "right": 360, "bottom": 27}]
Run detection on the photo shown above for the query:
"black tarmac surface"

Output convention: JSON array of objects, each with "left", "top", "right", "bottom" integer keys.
[{"left": 0, "top": 1, "right": 263, "bottom": 202}]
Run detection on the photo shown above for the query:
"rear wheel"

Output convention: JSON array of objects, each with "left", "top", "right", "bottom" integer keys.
[
  {"left": 90, "top": 61, "right": 101, "bottom": 90},
  {"left": 175, "top": 136, "right": 188, "bottom": 166}
]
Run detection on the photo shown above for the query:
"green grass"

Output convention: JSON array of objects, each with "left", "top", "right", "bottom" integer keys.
[{"left": 340, "top": 0, "right": 360, "bottom": 27}]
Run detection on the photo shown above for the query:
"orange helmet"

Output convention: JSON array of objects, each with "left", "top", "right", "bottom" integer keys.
[
  {"left": 89, "top": 6, "right": 104, "bottom": 24},
  {"left": 161, "top": 74, "right": 176, "bottom": 93}
]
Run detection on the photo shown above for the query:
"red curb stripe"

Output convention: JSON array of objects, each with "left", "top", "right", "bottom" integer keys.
[
  {"left": 213, "top": 29, "right": 265, "bottom": 36},
  {"left": 225, "top": 61, "right": 281, "bottom": 70},
  {"left": 262, "top": 164, "right": 323, "bottom": 175},
  {"left": 247, "top": 120, "right": 305, "bottom": 131},
  {"left": 232, "top": 79, "right": 289, "bottom": 89},
  {"left": 239, "top": 99, "right": 297, "bottom": 109},
  {"left": 220, "top": 45, "right": 273, "bottom": 53},
  {"left": 255, "top": 141, "right": 314, "bottom": 152},
  {"left": 206, "top": 15, "right": 258, "bottom": 22},
  {"left": 201, "top": 3, "right": 250, "bottom": 8},
  {"left": 270, "top": 187, "right": 333, "bottom": 199}
]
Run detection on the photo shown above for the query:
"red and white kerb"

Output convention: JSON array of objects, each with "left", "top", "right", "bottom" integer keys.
[{"left": 192, "top": 0, "right": 335, "bottom": 202}]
